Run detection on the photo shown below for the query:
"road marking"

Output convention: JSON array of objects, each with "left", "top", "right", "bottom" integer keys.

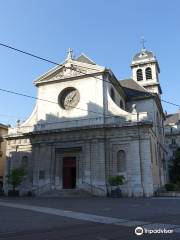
[
  {"left": 143, "top": 223, "right": 179, "bottom": 230},
  {"left": 152, "top": 197, "right": 180, "bottom": 200},
  {"left": 115, "top": 220, "right": 149, "bottom": 227},
  {"left": 0, "top": 201, "right": 180, "bottom": 234},
  {"left": 0, "top": 201, "right": 127, "bottom": 224}
]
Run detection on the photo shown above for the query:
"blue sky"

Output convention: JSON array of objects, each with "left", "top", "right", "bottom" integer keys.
[{"left": 0, "top": 0, "right": 179, "bottom": 125}]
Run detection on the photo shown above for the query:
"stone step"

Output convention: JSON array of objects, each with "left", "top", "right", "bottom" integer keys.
[{"left": 40, "top": 189, "right": 93, "bottom": 198}]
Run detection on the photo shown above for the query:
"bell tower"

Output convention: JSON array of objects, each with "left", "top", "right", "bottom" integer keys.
[{"left": 131, "top": 43, "right": 162, "bottom": 95}]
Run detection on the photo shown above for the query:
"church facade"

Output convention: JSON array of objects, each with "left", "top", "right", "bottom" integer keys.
[{"left": 4, "top": 48, "right": 167, "bottom": 197}]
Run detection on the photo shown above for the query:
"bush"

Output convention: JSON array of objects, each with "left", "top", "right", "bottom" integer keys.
[
  {"left": 6, "top": 167, "right": 27, "bottom": 191},
  {"left": 108, "top": 175, "right": 124, "bottom": 186},
  {"left": 165, "top": 183, "right": 177, "bottom": 191}
]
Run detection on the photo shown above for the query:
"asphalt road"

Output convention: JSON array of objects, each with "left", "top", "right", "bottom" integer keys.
[{"left": 0, "top": 197, "right": 180, "bottom": 240}]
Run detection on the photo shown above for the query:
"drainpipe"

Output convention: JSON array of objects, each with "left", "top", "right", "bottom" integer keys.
[{"left": 103, "top": 73, "right": 108, "bottom": 195}]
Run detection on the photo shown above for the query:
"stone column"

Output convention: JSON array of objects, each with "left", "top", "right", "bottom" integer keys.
[
  {"left": 140, "top": 139, "right": 154, "bottom": 196},
  {"left": 129, "top": 140, "right": 144, "bottom": 197},
  {"left": 32, "top": 144, "right": 40, "bottom": 188},
  {"left": 90, "top": 139, "right": 106, "bottom": 196}
]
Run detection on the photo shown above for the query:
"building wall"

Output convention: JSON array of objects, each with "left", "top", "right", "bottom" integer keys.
[
  {"left": 164, "top": 112, "right": 180, "bottom": 179},
  {"left": 126, "top": 97, "right": 167, "bottom": 185},
  {"left": 0, "top": 127, "right": 8, "bottom": 181},
  {"left": 165, "top": 126, "right": 180, "bottom": 162},
  {"left": 16, "top": 67, "right": 129, "bottom": 133},
  {"left": 36, "top": 76, "right": 105, "bottom": 122}
]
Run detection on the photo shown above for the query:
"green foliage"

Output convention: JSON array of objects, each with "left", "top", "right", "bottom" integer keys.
[
  {"left": 165, "top": 183, "right": 178, "bottom": 191},
  {"left": 6, "top": 167, "right": 27, "bottom": 191},
  {"left": 169, "top": 147, "right": 180, "bottom": 185},
  {"left": 108, "top": 175, "right": 124, "bottom": 186}
]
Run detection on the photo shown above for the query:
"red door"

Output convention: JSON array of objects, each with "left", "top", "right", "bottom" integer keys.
[{"left": 63, "top": 157, "right": 76, "bottom": 189}]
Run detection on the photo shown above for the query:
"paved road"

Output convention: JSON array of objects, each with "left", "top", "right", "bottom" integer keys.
[{"left": 0, "top": 197, "right": 180, "bottom": 239}]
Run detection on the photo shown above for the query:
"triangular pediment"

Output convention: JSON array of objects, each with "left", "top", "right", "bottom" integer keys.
[{"left": 34, "top": 58, "right": 105, "bottom": 86}]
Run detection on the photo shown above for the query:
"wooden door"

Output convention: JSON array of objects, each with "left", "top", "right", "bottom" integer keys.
[{"left": 63, "top": 157, "right": 76, "bottom": 189}]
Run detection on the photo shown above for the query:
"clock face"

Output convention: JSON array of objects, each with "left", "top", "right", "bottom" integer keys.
[{"left": 58, "top": 87, "right": 80, "bottom": 110}]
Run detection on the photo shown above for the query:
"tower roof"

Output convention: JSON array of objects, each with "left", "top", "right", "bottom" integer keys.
[
  {"left": 133, "top": 49, "right": 154, "bottom": 62},
  {"left": 131, "top": 48, "right": 160, "bottom": 73}
]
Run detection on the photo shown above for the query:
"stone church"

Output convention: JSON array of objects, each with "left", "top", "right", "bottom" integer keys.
[{"left": 5, "top": 47, "right": 167, "bottom": 197}]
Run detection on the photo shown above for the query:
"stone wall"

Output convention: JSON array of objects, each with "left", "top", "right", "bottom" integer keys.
[{"left": 4, "top": 123, "right": 160, "bottom": 197}]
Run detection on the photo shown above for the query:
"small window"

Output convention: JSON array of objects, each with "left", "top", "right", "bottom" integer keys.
[
  {"left": 110, "top": 88, "right": 115, "bottom": 101},
  {"left": 120, "top": 100, "right": 124, "bottom": 109},
  {"left": 145, "top": 67, "right": 152, "bottom": 80},
  {"left": 136, "top": 69, "right": 143, "bottom": 81}
]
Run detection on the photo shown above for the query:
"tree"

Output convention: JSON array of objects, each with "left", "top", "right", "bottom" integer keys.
[
  {"left": 169, "top": 147, "right": 180, "bottom": 185},
  {"left": 7, "top": 167, "right": 27, "bottom": 191},
  {"left": 107, "top": 175, "right": 125, "bottom": 198}
]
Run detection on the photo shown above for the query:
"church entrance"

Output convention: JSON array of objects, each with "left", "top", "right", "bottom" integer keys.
[{"left": 63, "top": 157, "right": 76, "bottom": 189}]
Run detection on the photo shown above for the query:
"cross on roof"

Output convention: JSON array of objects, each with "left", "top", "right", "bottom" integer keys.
[{"left": 66, "top": 48, "right": 73, "bottom": 60}]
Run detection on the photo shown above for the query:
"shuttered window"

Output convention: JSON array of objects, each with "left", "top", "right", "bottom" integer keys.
[
  {"left": 146, "top": 67, "right": 152, "bottom": 80},
  {"left": 137, "top": 69, "right": 143, "bottom": 81}
]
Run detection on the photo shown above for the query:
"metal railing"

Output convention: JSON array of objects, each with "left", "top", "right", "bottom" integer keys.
[
  {"left": 32, "top": 181, "right": 107, "bottom": 196},
  {"left": 81, "top": 181, "right": 107, "bottom": 195},
  {"left": 32, "top": 182, "right": 52, "bottom": 195}
]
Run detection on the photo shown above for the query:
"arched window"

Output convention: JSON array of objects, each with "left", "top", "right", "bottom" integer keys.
[
  {"left": 136, "top": 69, "right": 143, "bottom": 81},
  {"left": 120, "top": 100, "right": 124, "bottom": 109},
  {"left": 21, "top": 156, "right": 28, "bottom": 168},
  {"left": 110, "top": 88, "right": 115, "bottom": 101},
  {"left": 117, "top": 150, "right": 126, "bottom": 172},
  {"left": 145, "top": 67, "right": 152, "bottom": 80}
]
